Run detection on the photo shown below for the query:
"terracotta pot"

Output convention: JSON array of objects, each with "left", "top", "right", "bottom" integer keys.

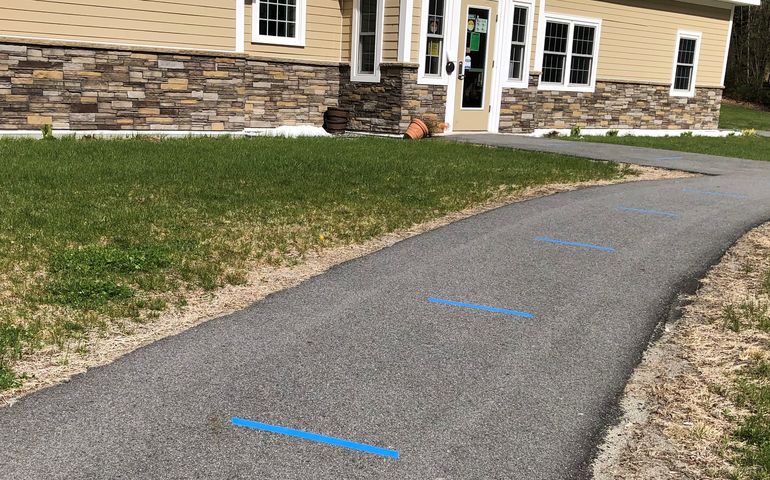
[{"left": 404, "top": 118, "right": 429, "bottom": 140}]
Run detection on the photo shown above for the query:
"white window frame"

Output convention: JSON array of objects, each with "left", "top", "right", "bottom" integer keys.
[
  {"left": 501, "top": 0, "right": 534, "bottom": 89},
  {"left": 351, "top": 0, "right": 385, "bottom": 82},
  {"left": 252, "top": 0, "right": 307, "bottom": 47},
  {"left": 670, "top": 30, "right": 702, "bottom": 98},
  {"left": 535, "top": 13, "right": 602, "bottom": 93},
  {"left": 417, "top": 0, "right": 454, "bottom": 85}
]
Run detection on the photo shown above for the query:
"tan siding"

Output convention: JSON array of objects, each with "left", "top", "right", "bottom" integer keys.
[
  {"left": 244, "top": 0, "right": 342, "bottom": 62},
  {"left": 342, "top": 0, "right": 353, "bottom": 61},
  {"left": 411, "top": 0, "right": 423, "bottom": 62},
  {"left": 382, "top": 0, "right": 401, "bottom": 61},
  {"left": 530, "top": 0, "right": 541, "bottom": 71},
  {"left": 0, "top": 0, "right": 235, "bottom": 51},
  {"left": 545, "top": 0, "right": 731, "bottom": 87}
]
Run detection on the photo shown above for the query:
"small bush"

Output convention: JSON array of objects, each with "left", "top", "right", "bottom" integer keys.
[
  {"left": 544, "top": 130, "right": 561, "bottom": 138},
  {"left": 570, "top": 126, "right": 582, "bottom": 138},
  {"left": 680, "top": 131, "right": 694, "bottom": 137},
  {"left": 743, "top": 128, "right": 758, "bottom": 137},
  {"left": 606, "top": 130, "right": 619, "bottom": 137},
  {"left": 40, "top": 124, "right": 54, "bottom": 140}
]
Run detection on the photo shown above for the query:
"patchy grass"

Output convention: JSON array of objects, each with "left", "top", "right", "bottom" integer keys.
[
  {"left": 564, "top": 135, "right": 770, "bottom": 161},
  {"left": 0, "top": 136, "right": 633, "bottom": 389},
  {"left": 721, "top": 103, "right": 770, "bottom": 131},
  {"left": 733, "top": 360, "right": 770, "bottom": 479}
]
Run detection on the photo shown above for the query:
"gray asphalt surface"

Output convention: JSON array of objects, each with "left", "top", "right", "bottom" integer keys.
[{"left": 3, "top": 136, "right": 770, "bottom": 479}]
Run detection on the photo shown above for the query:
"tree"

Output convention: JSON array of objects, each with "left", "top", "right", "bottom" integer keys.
[{"left": 726, "top": 3, "right": 770, "bottom": 104}]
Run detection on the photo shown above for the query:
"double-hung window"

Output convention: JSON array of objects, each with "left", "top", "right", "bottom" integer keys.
[
  {"left": 509, "top": 5, "right": 530, "bottom": 82},
  {"left": 253, "top": 0, "right": 306, "bottom": 46},
  {"left": 539, "top": 15, "right": 600, "bottom": 91},
  {"left": 424, "top": 0, "right": 445, "bottom": 76},
  {"left": 352, "top": 0, "right": 382, "bottom": 81},
  {"left": 671, "top": 31, "right": 701, "bottom": 97}
]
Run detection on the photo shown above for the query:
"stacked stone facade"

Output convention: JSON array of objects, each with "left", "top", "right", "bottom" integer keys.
[
  {"left": 0, "top": 42, "right": 339, "bottom": 131},
  {"left": 339, "top": 63, "right": 447, "bottom": 134},
  {"left": 499, "top": 74, "right": 722, "bottom": 133},
  {"left": 0, "top": 40, "right": 722, "bottom": 135}
]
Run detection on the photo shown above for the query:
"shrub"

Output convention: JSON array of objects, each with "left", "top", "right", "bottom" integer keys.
[{"left": 606, "top": 130, "right": 619, "bottom": 137}]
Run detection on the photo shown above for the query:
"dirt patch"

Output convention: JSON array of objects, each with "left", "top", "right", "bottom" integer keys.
[
  {"left": 593, "top": 222, "right": 770, "bottom": 479},
  {"left": 0, "top": 164, "right": 690, "bottom": 407}
]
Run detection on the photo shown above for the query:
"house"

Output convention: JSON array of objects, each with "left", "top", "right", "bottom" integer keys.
[{"left": 0, "top": 0, "right": 760, "bottom": 135}]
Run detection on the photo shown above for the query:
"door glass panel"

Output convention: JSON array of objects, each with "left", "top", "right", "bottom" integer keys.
[{"left": 462, "top": 7, "right": 490, "bottom": 109}]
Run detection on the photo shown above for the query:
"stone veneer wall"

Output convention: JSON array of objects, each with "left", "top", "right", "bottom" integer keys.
[
  {"left": 499, "top": 74, "right": 722, "bottom": 133},
  {"left": 339, "top": 63, "right": 447, "bottom": 134},
  {"left": 0, "top": 42, "right": 339, "bottom": 131}
]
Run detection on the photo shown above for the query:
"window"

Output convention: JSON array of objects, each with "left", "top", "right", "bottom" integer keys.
[
  {"left": 352, "top": 0, "right": 382, "bottom": 81},
  {"left": 424, "top": 0, "right": 445, "bottom": 76},
  {"left": 253, "top": 0, "right": 305, "bottom": 46},
  {"left": 542, "top": 21, "right": 568, "bottom": 84},
  {"left": 671, "top": 31, "right": 701, "bottom": 97},
  {"left": 509, "top": 5, "right": 529, "bottom": 81},
  {"left": 538, "top": 15, "right": 600, "bottom": 91}
]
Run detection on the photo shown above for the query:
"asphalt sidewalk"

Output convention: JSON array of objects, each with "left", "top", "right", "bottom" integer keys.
[{"left": 2, "top": 136, "right": 770, "bottom": 479}]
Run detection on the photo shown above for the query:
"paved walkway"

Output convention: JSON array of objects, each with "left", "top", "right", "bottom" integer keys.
[{"left": 2, "top": 137, "right": 770, "bottom": 479}]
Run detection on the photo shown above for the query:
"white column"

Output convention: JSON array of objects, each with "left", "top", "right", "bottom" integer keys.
[
  {"left": 236, "top": 0, "right": 246, "bottom": 53},
  {"left": 398, "top": 0, "right": 414, "bottom": 62}
]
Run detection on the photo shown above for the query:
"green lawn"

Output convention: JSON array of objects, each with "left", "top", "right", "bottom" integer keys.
[
  {"left": 0, "top": 136, "right": 633, "bottom": 389},
  {"left": 720, "top": 103, "right": 770, "bottom": 131},
  {"left": 565, "top": 135, "right": 770, "bottom": 161}
]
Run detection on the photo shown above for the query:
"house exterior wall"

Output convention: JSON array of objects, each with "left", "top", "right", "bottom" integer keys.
[
  {"left": 498, "top": 74, "right": 722, "bottom": 133},
  {"left": 0, "top": 41, "right": 339, "bottom": 131},
  {"left": 544, "top": 0, "right": 731, "bottom": 88},
  {"left": 243, "top": 0, "right": 344, "bottom": 62},
  {"left": 0, "top": 0, "right": 740, "bottom": 134},
  {"left": 0, "top": 0, "right": 236, "bottom": 52}
]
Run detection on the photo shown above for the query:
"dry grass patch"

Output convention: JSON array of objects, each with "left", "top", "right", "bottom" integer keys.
[{"left": 594, "top": 222, "right": 770, "bottom": 480}]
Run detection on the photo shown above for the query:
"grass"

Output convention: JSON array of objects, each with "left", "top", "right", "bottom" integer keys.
[
  {"left": 720, "top": 103, "right": 770, "bottom": 131},
  {"left": 0, "top": 136, "right": 632, "bottom": 389},
  {"left": 733, "top": 360, "right": 770, "bottom": 479},
  {"left": 563, "top": 134, "right": 770, "bottom": 161}
]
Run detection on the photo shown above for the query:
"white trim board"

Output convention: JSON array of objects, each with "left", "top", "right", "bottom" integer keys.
[
  {"left": 236, "top": 0, "right": 246, "bottom": 53},
  {"left": 528, "top": 128, "right": 736, "bottom": 138},
  {"left": 398, "top": 0, "right": 414, "bottom": 62}
]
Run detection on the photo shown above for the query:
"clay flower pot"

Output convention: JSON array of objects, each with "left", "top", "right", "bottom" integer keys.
[{"left": 404, "top": 118, "right": 429, "bottom": 140}]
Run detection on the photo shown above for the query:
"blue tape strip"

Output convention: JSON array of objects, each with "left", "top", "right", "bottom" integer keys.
[
  {"left": 427, "top": 297, "right": 534, "bottom": 318},
  {"left": 617, "top": 207, "right": 679, "bottom": 218},
  {"left": 683, "top": 188, "right": 748, "bottom": 199},
  {"left": 534, "top": 236, "right": 616, "bottom": 252},
  {"left": 231, "top": 417, "right": 399, "bottom": 459}
]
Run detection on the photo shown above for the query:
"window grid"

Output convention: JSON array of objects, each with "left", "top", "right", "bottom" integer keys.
[
  {"left": 258, "top": 0, "right": 297, "bottom": 39},
  {"left": 673, "top": 37, "right": 697, "bottom": 92},
  {"left": 569, "top": 25, "right": 594, "bottom": 85},
  {"left": 509, "top": 5, "right": 529, "bottom": 81},
  {"left": 541, "top": 20, "right": 596, "bottom": 87},
  {"left": 542, "top": 21, "right": 568, "bottom": 84},
  {"left": 424, "top": 0, "right": 445, "bottom": 76},
  {"left": 358, "top": 0, "right": 378, "bottom": 75}
]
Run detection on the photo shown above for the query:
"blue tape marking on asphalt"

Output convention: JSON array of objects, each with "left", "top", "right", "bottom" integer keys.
[
  {"left": 617, "top": 207, "right": 679, "bottom": 218},
  {"left": 427, "top": 297, "right": 534, "bottom": 318},
  {"left": 231, "top": 417, "right": 399, "bottom": 459},
  {"left": 534, "top": 236, "right": 616, "bottom": 252},
  {"left": 682, "top": 188, "right": 748, "bottom": 199}
]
